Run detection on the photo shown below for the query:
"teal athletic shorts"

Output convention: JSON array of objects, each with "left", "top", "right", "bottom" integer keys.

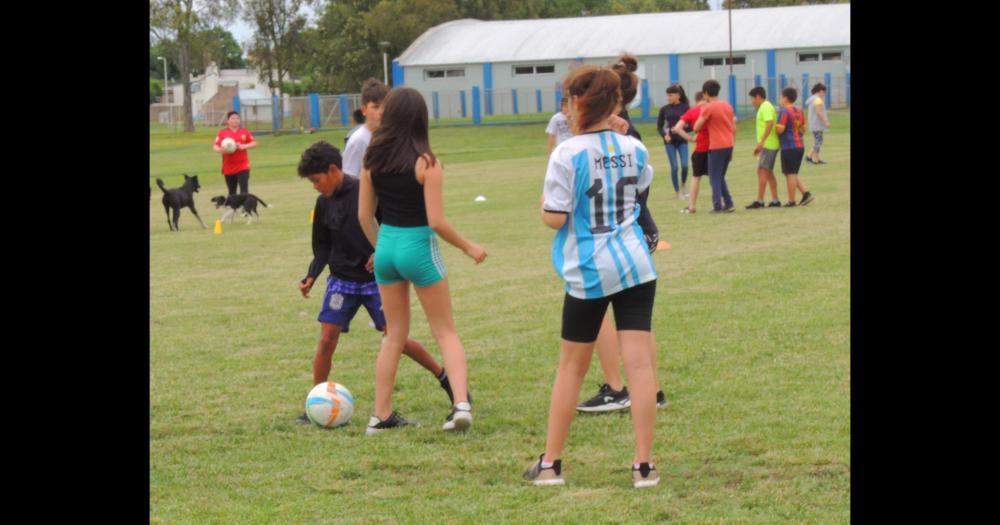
[{"left": 374, "top": 224, "right": 447, "bottom": 287}]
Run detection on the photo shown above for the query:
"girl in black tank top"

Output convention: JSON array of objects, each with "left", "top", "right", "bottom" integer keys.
[{"left": 358, "top": 87, "right": 487, "bottom": 434}]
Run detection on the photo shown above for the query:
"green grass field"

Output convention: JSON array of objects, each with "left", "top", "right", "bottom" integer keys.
[{"left": 150, "top": 110, "right": 850, "bottom": 524}]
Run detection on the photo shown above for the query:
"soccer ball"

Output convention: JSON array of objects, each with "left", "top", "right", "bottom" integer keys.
[
  {"left": 304, "top": 382, "right": 354, "bottom": 428},
  {"left": 221, "top": 137, "right": 237, "bottom": 154}
]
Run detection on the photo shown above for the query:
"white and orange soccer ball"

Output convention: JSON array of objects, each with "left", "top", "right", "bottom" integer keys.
[
  {"left": 220, "top": 137, "right": 238, "bottom": 154},
  {"left": 304, "top": 382, "right": 355, "bottom": 428}
]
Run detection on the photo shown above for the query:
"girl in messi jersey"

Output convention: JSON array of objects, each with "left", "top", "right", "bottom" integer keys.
[
  {"left": 523, "top": 65, "right": 660, "bottom": 489},
  {"left": 358, "top": 87, "right": 487, "bottom": 436}
]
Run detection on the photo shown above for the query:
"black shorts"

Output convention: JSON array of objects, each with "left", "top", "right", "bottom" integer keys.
[
  {"left": 561, "top": 280, "right": 657, "bottom": 343},
  {"left": 691, "top": 151, "right": 709, "bottom": 177},
  {"left": 780, "top": 148, "right": 805, "bottom": 175}
]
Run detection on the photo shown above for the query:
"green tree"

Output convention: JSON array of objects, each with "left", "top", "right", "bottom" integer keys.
[
  {"left": 150, "top": 79, "right": 164, "bottom": 104},
  {"left": 243, "top": 0, "right": 312, "bottom": 126},
  {"left": 151, "top": 0, "right": 238, "bottom": 132}
]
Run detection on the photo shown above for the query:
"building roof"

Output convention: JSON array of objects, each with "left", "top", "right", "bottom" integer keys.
[{"left": 397, "top": 4, "right": 849, "bottom": 66}]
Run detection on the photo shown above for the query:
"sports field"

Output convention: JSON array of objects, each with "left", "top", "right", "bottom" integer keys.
[{"left": 150, "top": 110, "right": 850, "bottom": 523}]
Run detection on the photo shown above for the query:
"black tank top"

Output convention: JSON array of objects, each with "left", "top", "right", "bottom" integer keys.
[{"left": 371, "top": 167, "right": 428, "bottom": 227}]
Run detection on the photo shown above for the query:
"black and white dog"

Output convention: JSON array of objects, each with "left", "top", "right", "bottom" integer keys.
[
  {"left": 210, "top": 193, "right": 272, "bottom": 224},
  {"left": 157, "top": 174, "right": 207, "bottom": 231}
]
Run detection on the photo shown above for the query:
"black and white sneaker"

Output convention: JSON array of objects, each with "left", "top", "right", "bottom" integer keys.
[
  {"left": 442, "top": 401, "right": 473, "bottom": 432},
  {"left": 745, "top": 201, "right": 765, "bottom": 209},
  {"left": 657, "top": 390, "right": 668, "bottom": 409},
  {"left": 523, "top": 453, "right": 565, "bottom": 486},
  {"left": 577, "top": 384, "right": 630, "bottom": 413},
  {"left": 632, "top": 463, "right": 660, "bottom": 488},
  {"left": 295, "top": 412, "right": 311, "bottom": 425},
  {"left": 799, "top": 192, "right": 815, "bottom": 206},
  {"left": 783, "top": 201, "right": 798, "bottom": 208},
  {"left": 644, "top": 231, "right": 659, "bottom": 254},
  {"left": 365, "top": 412, "right": 415, "bottom": 436},
  {"left": 768, "top": 200, "right": 782, "bottom": 208}
]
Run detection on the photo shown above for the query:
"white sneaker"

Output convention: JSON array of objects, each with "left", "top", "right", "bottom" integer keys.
[{"left": 442, "top": 401, "right": 472, "bottom": 431}]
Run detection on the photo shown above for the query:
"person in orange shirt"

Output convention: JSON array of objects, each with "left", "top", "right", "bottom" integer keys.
[{"left": 692, "top": 80, "right": 736, "bottom": 214}]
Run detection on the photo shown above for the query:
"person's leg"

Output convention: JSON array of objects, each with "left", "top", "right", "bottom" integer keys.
[
  {"left": 413, "top": 278, "right": 469, "bottom": 405},
  {"left": 224, "top": 174, "right": 238, "bottom": 195},
  {"left": 812, "top": 131, "right": 824, "bottom": 163},
  {"left": 687, "top": 175, "right": 701, "bottom": 212},
  {"left": 719, "top": 149, "right": 734, "bottom": 209},
  {"left": 543, "top": 339, "right": 596, "bottom": 463},
  {"left": 609, "top": 280, "right": 657, "bottom": 464},
  {"left": 595, "top": 313, "right": 624, "bottom": 391},
  {"left": 707, "top": 150, "right": 723, "bottom": 211},
  {"left": 756, "top": 166, "right": 768, "bottom": 202},
  {"left": 363, "top": 293, "right": 443, "bottom": 377},
  {"left": 619, "top": 330, "right": 656, "bottom": 463},
  {"left": 679, "top": 143, "right": 689, "bottom": 191},
  {"left": 238, "top": 170, "right": 249, "bottom": 194},
  {"left": 765, "top": 167, "right": 779, "bottom": 202},
  {"left": 665, "top": 144, "right": 680, "bottom": 194},
  {"left": 312, "top": 322, "right": 343, "bottom": 385},
  {"left": 786, "top": 174, "right": 799, "bottom": 203},
  {"left": 373, "top": 282, "right": 411, "bottom": 420}
]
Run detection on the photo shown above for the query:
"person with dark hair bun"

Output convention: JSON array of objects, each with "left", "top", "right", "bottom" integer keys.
[{"left": 657, "top": 85, "right": 691, "bottom": 200}]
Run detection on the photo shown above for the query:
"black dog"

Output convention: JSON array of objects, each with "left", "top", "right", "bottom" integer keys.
[
  {"left": 211, "top": 193, "right": 272, "bottom": 224},
  {"left": 157, "top": 174, "right": 208, "bottom": 231}
]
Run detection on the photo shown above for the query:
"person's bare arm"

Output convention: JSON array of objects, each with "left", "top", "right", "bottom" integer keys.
[{"left": 421, "top": 157, "right": 487, "bottom": 263}]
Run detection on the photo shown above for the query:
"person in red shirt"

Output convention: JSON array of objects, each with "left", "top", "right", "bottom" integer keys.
[
  {"left": 212, "top": 111, "right": 258, "bottom": 195},
  {"left": 672, "top": 91, "right": 709, "bottom": 214}
]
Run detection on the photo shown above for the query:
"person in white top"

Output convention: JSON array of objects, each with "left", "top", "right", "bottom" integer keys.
[
  {"left": 545, "top": 97, "right": 574, "bottom": 153},
  {"left": 524, "top": 64, "right": 661, "bottom": 489},
  {"left": 342, "top": 79, "right": 387, "bottom": 177}
]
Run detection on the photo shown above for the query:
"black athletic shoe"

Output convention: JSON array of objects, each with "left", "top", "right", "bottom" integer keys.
[
  {"left": 295, "top": 412, "right": 311, "bottom": 425},
  {"left": 365, "top": 411, "right": 415, "bottom": 436},
  {"left": 657, "top": 390, "right": 668, "bottom": 409},
  {"left": 577, "top": 383, "right": 630, "bottom": 413},
  {"left": 783, "top": 201, "right": 798, "bottom": 208},
  {"left": 524, "top": 453, "right": 565, "bottom": 485},
  {"left": 768, "top": 200, "right": 782, "bottom": 208},
  {"left": 745, "top": 201, "right": 764, "bottom": 209},
  {"left": 645, "top": 231, "right": 659, "bottom": 254},
  {"left": 799, "top": 192, "right": 815, "bottom": 206}
]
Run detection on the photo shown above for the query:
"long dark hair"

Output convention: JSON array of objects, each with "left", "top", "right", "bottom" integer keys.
[
  {"left": 666, "top": 84, "right": 689, "bottom": 106},
  {"left": 364, "top": 87, "right": 436, "bottom": 174}
]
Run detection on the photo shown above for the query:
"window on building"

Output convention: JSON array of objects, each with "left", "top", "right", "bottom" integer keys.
[
  {"left": 514, "top": 64, "right": 556, "bottom": 75},
  {"left": 191, "top": 83, "right": 201, "bottom": 93},
  {"left": 701, "top": 56, "right": 745, "bottom": 67},
  {"left": 424, "top": 68, "right": 465, "bottom": 80},
  {"left": 798, "top": 51, "right": 843, "bottom": 63}
]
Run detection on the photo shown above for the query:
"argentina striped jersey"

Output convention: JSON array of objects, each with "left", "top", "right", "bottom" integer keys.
[{"left": 542, "top": 129, "right": 657, "bottom": 299}]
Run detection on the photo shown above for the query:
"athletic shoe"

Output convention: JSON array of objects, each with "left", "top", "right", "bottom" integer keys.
[
  {"left": 295, "top": 412, "right": 310, "bottom": 425},
  {"left": 644, "top": 232, "right": 659, "bottom": 254},
  {"left": 365, "top": 412, "right": 415, "bottom": 436},
  {"left": 657, "top": 390, "right": 668, "bottom": 409},
  {"left": 783, "top": 201, "right": 798, "bottom": 208},
  {"left": 745, "top": 201, "right": 764, "bottom": 209},
  {"left": 768, "top": 200, "right": 782, "bottom": 208},
  {"left": 577, "top": 383, "right": 630, "bottom": 413},
  {"left": 442, "top": 401, "right": 472, "bottom": 432},
  {"left": 524, "top": 454, "right": 565, "bottom": 486},
  {"left": 633, "top": 463, "right": 660, "bottom": 488},
  {"left": 799, "top": 192, "right": 815, "bottom": 206},
  {"left": 680, "top": 207, "right": 696, "bottom": 214}
]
